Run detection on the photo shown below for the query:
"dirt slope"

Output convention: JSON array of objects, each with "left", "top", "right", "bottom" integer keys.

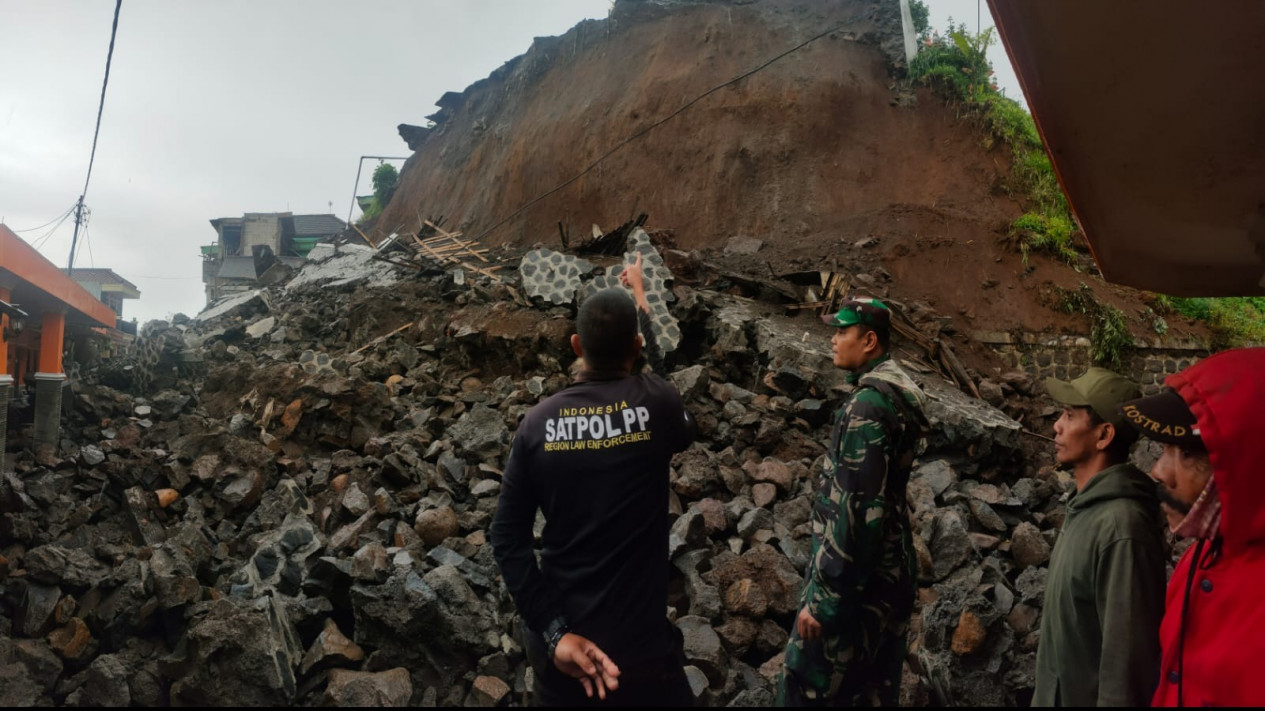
[{"left": 377, "top": 0, "right": 1207, "bottom": 346}]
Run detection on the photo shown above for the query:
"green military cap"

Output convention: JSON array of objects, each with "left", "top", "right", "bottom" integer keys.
[
  {"left": 1045, "top": 367, "right": 1141, "bottom": 428},
  {"left": 822, "top": 297, "right": 891, "bottom": 328}
]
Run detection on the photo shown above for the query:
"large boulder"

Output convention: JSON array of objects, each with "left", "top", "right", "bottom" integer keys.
[
  {"left": 166, "top": 596, "right": 303, "bottom": 706},
  {"left": 916, "top": 377, "right": 1022, "bottom": 469}
]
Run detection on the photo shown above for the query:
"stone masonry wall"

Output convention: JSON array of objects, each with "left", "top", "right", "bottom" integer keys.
[{"left": 973, "top": 331, "right": 1208, "bottom": 394}]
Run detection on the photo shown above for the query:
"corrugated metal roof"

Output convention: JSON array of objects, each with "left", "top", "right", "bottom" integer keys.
[
  {"left": 217, "top": 257, "right": 258, "bottom": 280},
  {"left": 291, "top": 214, "right": 346, "bottom": 236},
  {"left": 61, "top": 267, "right": 139, "bottom": 291}
]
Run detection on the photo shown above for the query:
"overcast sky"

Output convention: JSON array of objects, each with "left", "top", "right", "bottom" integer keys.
[{"left": 0, "top": 0, "right": 1019, "bottom": 326}]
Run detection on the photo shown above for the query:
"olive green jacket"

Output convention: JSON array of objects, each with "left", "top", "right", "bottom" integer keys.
[{"left": 1032, "top": 463, "right": 1166, "bottom": 706}]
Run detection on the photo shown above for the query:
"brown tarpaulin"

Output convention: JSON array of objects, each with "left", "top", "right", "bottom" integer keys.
[{"left": 988, "top": 0, "right": 1265, "bottom": 296}]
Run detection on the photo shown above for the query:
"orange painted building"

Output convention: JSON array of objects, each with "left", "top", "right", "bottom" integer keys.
[{"left": 1, "top": 224, "right": 118, "bottom": 456}]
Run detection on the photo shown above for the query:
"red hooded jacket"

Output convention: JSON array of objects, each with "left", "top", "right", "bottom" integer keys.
[{"left": 1152, "top": 348, "right": 1265, "bottom": 707}]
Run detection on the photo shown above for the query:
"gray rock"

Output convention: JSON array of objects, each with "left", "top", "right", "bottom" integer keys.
[
  {"left": 82, "top": 653, "right": 131, "bottom": 707},
  {"left": 422, "top": 565, "right": 500, "bottom": 655},
  {"left": 1014, "top": 566, "right": 1048, "bottom": 605},
  {"left": 246, "top": 316, "right": 277, "bottom": 339},
  {"left": 684, "top": 665, "right": 709, "bottom": 698},
  {"left": 324, "top": 668, "right": 412, "bottom": 707},
  {"left": 0, "top": 663, "right": 42, "bottom": 706},
  {"left": 670, "top": 508, "right": 708, "bottom": 558},
  {"left": 677, "top": 615, "right": 727, "bottom": 687},
  {"left": 1010, "top": 522, "right": 1051, "bottom": 570},
  {"left": 918, "top": 377, "right": 1022, "bottom": 465},
  {"left": 449, "top": 405, "right": 508, "bottom": 458},
  {"left": 14, "top": 639, "right": 62, "bottom": 693},
  {"left": 351, "top": 542, "right": 389, "bottom": 583},
  {"left": 168, "top": 596, "right": 303, "bottom": 706},
  {"left": 24, "top": 545, "right": 111, "bottom": 589},
  {"left": 736, "top": 507, "right": 774, "bottom": 540},
  {"left": 426, "top": 546, "right": 494, "bottom": 590},
  {"left": 914, "top": 459, "right": 958, "bottom": 498},
  {"left": 16, "top": 583, "right": 61, "bottom": 637},
  {"left": 80, "top": 445, "right": 106, "bottom": 466},
  {"left": 229, "top": 413, "right": 254, "bottom": 436},
  {"left": 470, "top": 478, "right": 500, "bottom": 497},
  {"left": 342, "top": 483, "right": 370, "bottom": 516},
  {"left": 968, "top": 499, "right": 1008, "bottom": 533},
  {"left": 669, "top": 365, "right": 710, "bottom": 399},
  {"left": 923, "top": 510, "right": 973, "bottom": 581}
]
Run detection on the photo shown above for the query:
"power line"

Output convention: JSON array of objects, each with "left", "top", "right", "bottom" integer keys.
[
  {"left": 8, "top": 204, "right": 75, "bottom": 232},
  {"left": 80, "top": 222, "right": 95, "bottom": 267},
  {"left": 68, "top": 0, "right": 123, "bottom": 271},
  {"left": 470, "top": 14, "right": 863, "bottom": 244},
  {"left": 30, "top": 209, "right": 75, "bottom": 251}
]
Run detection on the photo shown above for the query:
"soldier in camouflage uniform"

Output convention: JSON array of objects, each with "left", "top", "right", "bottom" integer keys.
[{"left": 778, "top": 297, "right": 928, "bottom": 707}]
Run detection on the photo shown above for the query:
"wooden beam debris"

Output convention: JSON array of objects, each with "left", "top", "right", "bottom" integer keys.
[
  {"left": 351, "top": 322, "right": 414, "bottom": 355},
  {"left": 370, "top": 214, "right": 508, "bottom": 285}
]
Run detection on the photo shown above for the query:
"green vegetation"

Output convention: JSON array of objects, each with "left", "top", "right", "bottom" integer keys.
[
  {"left": 358, "top": 162, "right": 400, "bottom": 222},
  {"left": 1152, "top": 295, "right": 1265, "bottom": 346},
  {"left": 908, "top": 24, "right": 1265, "bottom": 348},
  {"left": 908, "top": 0, "right": 931, "bottom": 42},
  {"left": 908, "top": 23, "right": 1074, "bottom": 264},
  {"left": 1058, "top": 285, "right": 1134, "bottom": 370}
]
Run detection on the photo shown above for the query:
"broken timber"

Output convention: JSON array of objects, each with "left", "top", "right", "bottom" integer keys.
[
  {"left": 371, "top": 216, "right": 507, "bottom": 285},
  {"left": 351, "top": 322, "right": 414, "bottom": 355}
]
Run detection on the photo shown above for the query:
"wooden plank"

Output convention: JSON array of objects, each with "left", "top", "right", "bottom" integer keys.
[
  {"left": 421, "top": 226, "right": 489, "bottom": 263},
  {"left": 351, "top": 223, "right": 377, "bottom": 249},
  {"left": 940, "top": 342, "right": 981, "bottom": 399},
  {"left": 414, "top": 237, "right": 461, "bottom": 266},
  {"left": 351, "top": 321, "right": 414, "bottom": 354}
]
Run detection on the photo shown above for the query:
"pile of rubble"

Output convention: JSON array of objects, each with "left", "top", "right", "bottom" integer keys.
[{"left": 2, "top": 231, "right": 1078, "bottom": 706}]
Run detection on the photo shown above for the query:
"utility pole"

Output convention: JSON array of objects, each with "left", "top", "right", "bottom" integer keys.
[
  {"left": 67, "top": 195, "right": 87, "bottom": 273},
  {"left": 346, "top": 155, "right": 409, "bottom": 225}
]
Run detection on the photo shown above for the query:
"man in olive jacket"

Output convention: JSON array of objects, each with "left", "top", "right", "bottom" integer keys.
[{"left": 1032, "top": 368, "right": 1166, "bottom": 706}]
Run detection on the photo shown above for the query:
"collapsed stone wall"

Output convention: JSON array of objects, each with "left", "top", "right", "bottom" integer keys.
[{"left": 2, "top": 239, "right": 1087, "bottom": 707}]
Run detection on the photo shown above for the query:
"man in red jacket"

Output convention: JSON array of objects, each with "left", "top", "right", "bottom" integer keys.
[{"left": 1117, "top": 347, "right": 1265, "bottom": 707}]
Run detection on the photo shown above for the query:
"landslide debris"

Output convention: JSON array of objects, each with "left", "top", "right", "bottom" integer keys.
[{"left": 2, "top": 231, "right": 1075, "bottom": 706}]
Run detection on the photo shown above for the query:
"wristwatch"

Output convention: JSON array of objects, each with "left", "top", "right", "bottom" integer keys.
[{"left": 542, "top": 617, "right": 570, "bottom": 660}]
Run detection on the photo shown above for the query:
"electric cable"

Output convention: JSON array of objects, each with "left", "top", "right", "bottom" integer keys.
[
  {"left": 30, "top": 209, "right": 75, "bottom": 251},
  {"left": 81, "top": 0, "right": 122, "bottom": 200},
  {"left": 8, "top": 204, "right": 75, "bottom": 233},
  {"left": 68, "top": 0, "right": 122, "bottom": 270}
]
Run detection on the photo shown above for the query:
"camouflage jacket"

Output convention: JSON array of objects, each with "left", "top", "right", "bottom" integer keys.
[{"left": 802, "top": 354, "right": 928, "bottom": 626}]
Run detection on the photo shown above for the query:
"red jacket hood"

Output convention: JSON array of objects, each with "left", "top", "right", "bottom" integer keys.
[{"left": 1166, "top": 348, "right": 1265, "bottom": 553}]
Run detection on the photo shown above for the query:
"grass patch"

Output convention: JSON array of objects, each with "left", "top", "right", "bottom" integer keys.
[
  {"left": 1058, "top": 285, "right": 1134, "bottom": 370},
  {"left": 1152, "top": 295, "right": 1265, "bottom": 346}
]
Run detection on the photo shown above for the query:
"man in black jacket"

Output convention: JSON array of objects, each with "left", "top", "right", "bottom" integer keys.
[{"left": 491, "top": 255, "right": 695, "bottom": 706}]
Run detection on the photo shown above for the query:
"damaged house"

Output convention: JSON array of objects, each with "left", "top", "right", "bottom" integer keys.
[
  {"left": 201, "top": 212, "right": 346, "bottom": 303},
  {"left": 60, "top": 267, "right": 141, "bottom": 334}
]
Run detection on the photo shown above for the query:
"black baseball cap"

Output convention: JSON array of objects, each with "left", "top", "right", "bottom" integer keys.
[{"left": 1118, "top": 388, "right": 1203, "bottom": 447}]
